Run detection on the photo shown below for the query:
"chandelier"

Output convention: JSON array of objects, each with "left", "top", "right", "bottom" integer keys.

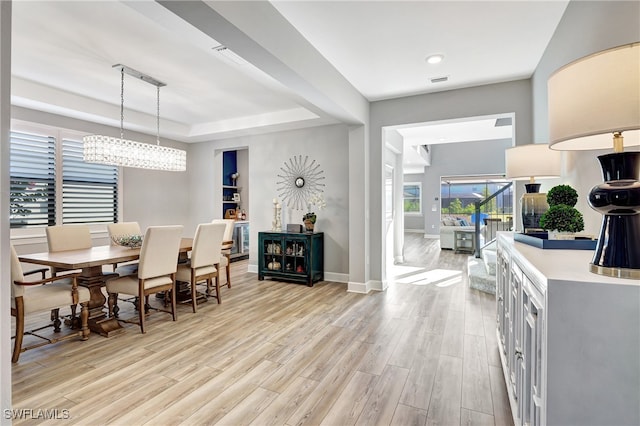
[{"left": 83, "top": 64, "right": 186, "bottom": 172}]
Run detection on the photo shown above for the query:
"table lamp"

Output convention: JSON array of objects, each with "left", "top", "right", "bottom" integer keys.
[
  {"left": 505, "top": 144, "right": 562, "bottom": 233},
  {"left": 548, "top": 42, "right": 640, "bottom": 279}
]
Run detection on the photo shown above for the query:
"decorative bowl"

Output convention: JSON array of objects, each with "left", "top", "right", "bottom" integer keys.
[{"left": 111, "top": 234, "right": 143, "bottom": 248}]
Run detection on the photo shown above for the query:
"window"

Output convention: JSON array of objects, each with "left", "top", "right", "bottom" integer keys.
[
  {"left": 9, "top": 127, "right": 119, "bottom": 228},
  {"left": 9, "top": 131, "right": 56, "bottom": 228},
  {"left": 62, "top": 138, "right": 118, "bottom": 224},
  {"left": 403, "top": 182, "right": 422, "bottom": 214}
]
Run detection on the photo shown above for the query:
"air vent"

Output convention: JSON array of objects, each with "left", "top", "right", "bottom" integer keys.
[
  {"left": 430, "top": 76, "right": 449, "bottom": 83},
  {"left": 212, "top": 45, "right": 247, "bottom": 66},
  {"left": 495, "top": 117, "right": 513, "bottom": 127}
]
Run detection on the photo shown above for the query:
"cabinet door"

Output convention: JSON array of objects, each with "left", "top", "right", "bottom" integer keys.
[
  {"left": 261, "top": 234, "right": 283, "bottom": 272},
  {"left": 283, "top": 236, "right": 308, "bottom": 275},
  {"left": 496, "top": 246, "right": 510, "bottom": 352},
  {"left": 508, "top": 261, "right": 524, "bottom": 416},
  {"left": 522, "top": 276, "right": 544, "bottom": 426}
]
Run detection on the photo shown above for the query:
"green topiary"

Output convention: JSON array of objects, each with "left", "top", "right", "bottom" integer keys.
[
  {"left": 547, "top": 184, "right": 578, "bottom": 207},
  {"left": 539, "top": 204, "right": 584, "bottom": 233}
]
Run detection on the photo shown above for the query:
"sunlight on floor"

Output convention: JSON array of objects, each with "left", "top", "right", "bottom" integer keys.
[{"left": 388, "top": 265, "right": 462, "bottom": 287}]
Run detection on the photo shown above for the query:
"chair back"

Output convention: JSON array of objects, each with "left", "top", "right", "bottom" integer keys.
[
  {"left": 107, "top": 222, "right": 142, "bottom": 245},
  {"left": 46, "top": 225, "right": 92, "bottom": 252},
  {"left": 191, "top": 223, "right": 226, "bottom": 269},
  {"left": 211, "top": 219, "right": 235, "bottom": 250},
  {"left": 137, "top": 225, "right": 183, "bottom": 280},
  {"left": 10, "top": 245, "right": 25, "bottom": 299}
]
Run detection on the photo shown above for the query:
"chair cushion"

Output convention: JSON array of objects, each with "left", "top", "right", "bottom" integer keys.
[
  {"left": 175, "top": 263, "right": 217, "bottom": 282},
  {"left": 106, "top": 275, "right": 173, "bottom": 296},
  {"left": 17, "top": 280, "right": 90, "bottom": 314}
]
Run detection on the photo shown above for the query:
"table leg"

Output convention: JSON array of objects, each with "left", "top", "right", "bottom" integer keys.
[{"left": 79, "top": 266, "right": 125, "bottom": 337}]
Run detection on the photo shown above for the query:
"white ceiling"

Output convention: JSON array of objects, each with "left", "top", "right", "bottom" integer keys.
[{"left": 10, "top": 1, "right": 569, "bottom": 146}]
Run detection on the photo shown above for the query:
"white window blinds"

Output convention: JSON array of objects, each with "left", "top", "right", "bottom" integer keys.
[
  {"left": 9, "top": 131, "right": 56, "bottom": 228},
  {"left": 62, "top": 138, "right": 118, "bottom": 224}
]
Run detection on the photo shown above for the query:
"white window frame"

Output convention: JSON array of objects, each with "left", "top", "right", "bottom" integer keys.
[{"left": 403, "top": 181, "right": 422, "bottom": 215}]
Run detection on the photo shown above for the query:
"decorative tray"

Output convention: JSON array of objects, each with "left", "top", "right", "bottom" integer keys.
[{"left": 514, "top": 232, "right": 597, "bottom": 250}]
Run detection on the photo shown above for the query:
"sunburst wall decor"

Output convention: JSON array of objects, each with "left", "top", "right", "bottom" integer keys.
[{"left": 276, "top": 155, "right": 326, "bottom": 210}]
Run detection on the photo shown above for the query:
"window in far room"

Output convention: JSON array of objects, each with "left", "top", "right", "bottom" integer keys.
[{"left": 403, "top": 182, "right": 421, "bottom": 214}]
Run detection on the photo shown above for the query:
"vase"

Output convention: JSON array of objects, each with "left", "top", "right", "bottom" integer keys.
[{"left": 304, "top": 219, "right": 315, "bottom": 232}]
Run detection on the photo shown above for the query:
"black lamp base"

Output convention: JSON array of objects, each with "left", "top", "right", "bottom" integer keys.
[{"left": 588, "top": 152, "right": 640, "bottom": 279}]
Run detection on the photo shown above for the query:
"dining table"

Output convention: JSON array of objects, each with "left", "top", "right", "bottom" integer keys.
[{"left": 18, "top": 238, "right": 193, "bottom": 337}]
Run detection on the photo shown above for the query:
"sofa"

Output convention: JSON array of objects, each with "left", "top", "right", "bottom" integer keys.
[{"left": 439, "top": 217, "right": 481, "bottom": 250}]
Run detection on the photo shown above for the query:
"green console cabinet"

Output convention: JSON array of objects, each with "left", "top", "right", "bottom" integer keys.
[{"left": 258, "top": 231, "right": 324, "bottom": 286}]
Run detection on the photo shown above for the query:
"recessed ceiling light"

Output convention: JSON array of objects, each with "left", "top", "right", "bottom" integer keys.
[{"left": 426, "top": 54, "right": 444, "bottom": 64}]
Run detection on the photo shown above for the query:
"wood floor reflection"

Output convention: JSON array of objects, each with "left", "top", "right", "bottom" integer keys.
[{"left": 12, "top": 234, "right": 512, "bottom": 425}]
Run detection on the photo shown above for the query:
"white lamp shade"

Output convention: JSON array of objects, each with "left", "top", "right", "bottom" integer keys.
[
  {"left": 505, "top": 143, "right": 561, "bottom": 180},
  {"left": 548, "top": 43, "right": 640, "bottom": 150}
]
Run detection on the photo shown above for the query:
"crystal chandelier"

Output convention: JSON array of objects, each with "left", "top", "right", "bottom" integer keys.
[{"left": 83, "top": 64, "right": 186, "bottom": 172}]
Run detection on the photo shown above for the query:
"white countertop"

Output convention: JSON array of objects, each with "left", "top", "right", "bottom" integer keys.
[{"left": 498, "top": 232, "right": 639, "bottom": 287}]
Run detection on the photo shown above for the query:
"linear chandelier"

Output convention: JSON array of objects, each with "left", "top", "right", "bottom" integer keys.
[{"left": 83, "top": 64, "right": 186, "bottom": 172}]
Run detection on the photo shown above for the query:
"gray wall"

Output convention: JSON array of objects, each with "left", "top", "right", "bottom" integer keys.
[
  {"left": 186, "top": 124, "right": 350, "bottom": 279},
  {"left": 370, "top": 79, "right": 532, "bottom": 281},
  {"left": 531, "top": 0, "right": 640, "bottom": 236}
]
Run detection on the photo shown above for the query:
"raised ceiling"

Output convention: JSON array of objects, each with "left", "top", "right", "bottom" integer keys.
[{"left": 10, "top": 1, "right": 569, "bottom": 143}]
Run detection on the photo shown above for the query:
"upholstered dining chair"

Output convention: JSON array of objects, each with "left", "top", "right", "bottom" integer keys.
[
  {"left": 107, "top": 221, "right": 142, "bottom": 273},
  {"left": 106, "top": 225, "right": 183, "bottom": 334},
  {"left": 11, "top": 245, "right": 90, "bottom": 363},
  {"left": 211, "top": 219, "right": 235, "bottom": 289},
  {"left": 176, "top": 222, "right": 226, "bottom": 312},
  {"left": 45, "top": 224, "right": 92, "bottom": 276}
]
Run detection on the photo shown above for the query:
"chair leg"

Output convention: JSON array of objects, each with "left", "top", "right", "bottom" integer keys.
[
  {"left": 80, "top": 302, "right": 90, "bottom": 340},
  {"left": 138, "top": 295, "right": 146, "bottom": 334},
  {"left": 171, "top": 286, "right": 177, "bottom": 322},
  {"left": 215, "top": 274, "right": 221, "bottom": 304},
  {"left": 225, "top": 254, "right": 231, "bottom": 288},
  {"left": 51, "top": 308, "right": 61, "bottom": 332},
  {"left": 12, "top": 300, "right": 25, "bottom": 363},
  {"left": 190, "top": 280, "right": 197, "bottom": 314}
]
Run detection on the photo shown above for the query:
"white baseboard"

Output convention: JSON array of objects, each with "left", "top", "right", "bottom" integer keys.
[
  {"left": 247, "top": 264, "right": 258, "bottom": 274},
  {"left": 424, "top": 233, "right": 439, "bottom": 239},
  {"left": 347, "top": 279, "right": 385, "bottom": 293},
  {"left": 404, "top": 228, "right": 424, "bottom": 233},
  {"left": 394, "top": 255, "right": 404, "bottom": 264}
]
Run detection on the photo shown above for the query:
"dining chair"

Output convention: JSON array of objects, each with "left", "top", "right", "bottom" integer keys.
[
  {"left": 106, "top": 225, "right": 183, "bottom": 334},
  {"left": 211, "top": 218, "right": 235, "bottom": 289},
  {"left": 11, "top": 245, "right": 90, "bottom": 363},
  {"left": 107, "top": 221, "right": 142, "bottom": 273},
  {"left": 176, "top": 222, "right": 226, "bottom": 312},
  {"left": 45, "top": 224, "right": 92, "bottom": 276}
]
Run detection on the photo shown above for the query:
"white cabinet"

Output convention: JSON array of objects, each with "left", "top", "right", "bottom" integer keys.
[{"left": 496, "top": 233, "right": 639, "bottom": 426}]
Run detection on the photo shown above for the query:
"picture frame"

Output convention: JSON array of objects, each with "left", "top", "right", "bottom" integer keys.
[{"left": 232, "top": 192, "right": 241, "bottom": 203}]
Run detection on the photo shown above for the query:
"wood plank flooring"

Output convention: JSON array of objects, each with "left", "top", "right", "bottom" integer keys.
[{"left": 11, "top": 234, "right": 512, "bottom": 425}]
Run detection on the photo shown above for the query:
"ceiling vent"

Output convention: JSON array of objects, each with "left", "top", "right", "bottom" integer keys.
[
  {"left": 430, "top": 76, "right": 449, "bottom": 84},
  {"left": 212, "top": 45, "right": 247, "bottom": 66},
  {"left": 495, "top": 117, "right": 513, "bottom": 127}
]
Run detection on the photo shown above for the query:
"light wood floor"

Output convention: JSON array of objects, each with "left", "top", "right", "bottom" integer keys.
[{"left": 11, "top": 234, "right": 512, "bottom": 426}]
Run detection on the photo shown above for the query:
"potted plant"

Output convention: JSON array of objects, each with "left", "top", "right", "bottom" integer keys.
[{"left": 539, "top": 184, "right": 584, "bottom": 239}]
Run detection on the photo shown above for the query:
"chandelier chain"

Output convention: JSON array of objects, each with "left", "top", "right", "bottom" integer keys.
[
  {"left": 156, "top": 86, "right": 160, "bottom": 145},
  {"left": 120, "top": 67, "right": 125, "bottom": 141}
]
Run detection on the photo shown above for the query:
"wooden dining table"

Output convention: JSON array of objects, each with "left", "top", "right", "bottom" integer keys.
[{"left": 18, "top": 238, "right": 193, "bottom": 337}]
